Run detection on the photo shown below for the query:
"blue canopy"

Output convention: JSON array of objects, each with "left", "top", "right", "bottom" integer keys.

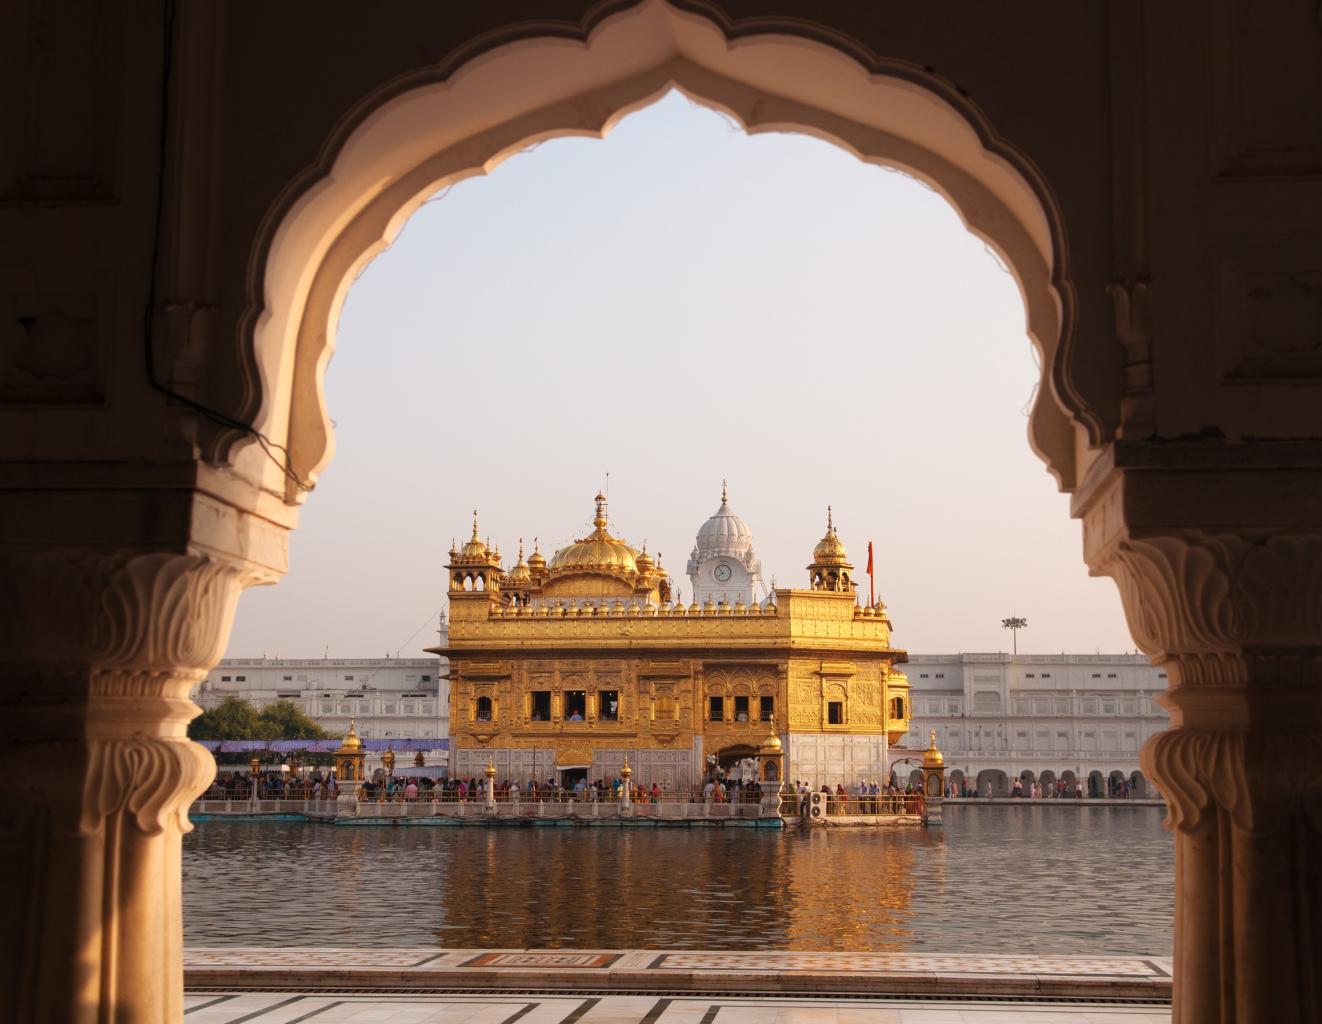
[{"left": 195, "top": 738, "right": 448, "bottom": 753}]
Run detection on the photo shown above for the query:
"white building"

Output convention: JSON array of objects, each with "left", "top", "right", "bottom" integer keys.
[
  {"left": 899, "top": 653, "right": 1169, "bottom": 797},
  {"left": 193, "top": 649, "right": 449, "bottom": 741}
]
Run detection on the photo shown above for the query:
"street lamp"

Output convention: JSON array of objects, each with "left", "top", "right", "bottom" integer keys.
[
  {"left": 249, "top": 754, "right": 260, "bottom": 807},
  {"left": 1001, "top": 616, "right": 1028, "bottom": 655}
]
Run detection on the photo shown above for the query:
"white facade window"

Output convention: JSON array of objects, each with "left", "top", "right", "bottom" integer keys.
[
  {"left": 1025, "top": 673, "right": 1035, "bottom": 678},
  {"left": 422, "top": 704, "right": 435, "bottom": 715},
  {"left": 358, "top": 702, "right": 370, "bottom": 714},
  {"left": 384, "top": 703, "right": 396, "bottom": 714},
  {"left": 973, "top": 691, "right": 1001, "bottom": 712},
  {"left": 402, "top": 703, "right": 415, "bottom": 715},
  {"left": 344, "top": 675, "right": 354, "bottom": 681},
  {"left": 338, "top": 703, "right": 350, "bottom": 714},
  {"left": 321, "top": 703, "right": 333, "bottom": 714},
  {"left": 282, "top": 675, "right": 292, "bottom": 681},
  {"left": 221, "top": 676, "right": 231, "bottom": 682},
  {"left": 935, "top": 673, "right": 944, "bottom": 678},
  {"left": 1041, "top": 672, "right": 1051, "bottom": 678}
]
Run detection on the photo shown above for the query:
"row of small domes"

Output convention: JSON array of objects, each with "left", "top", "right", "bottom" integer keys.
[{"left": 450, "top": 490, "right": 853, "bottom": 582}]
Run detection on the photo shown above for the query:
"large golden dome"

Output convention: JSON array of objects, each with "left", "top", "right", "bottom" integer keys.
[{"left": 548, "top": 493, "right": 640, "bottom": 577}]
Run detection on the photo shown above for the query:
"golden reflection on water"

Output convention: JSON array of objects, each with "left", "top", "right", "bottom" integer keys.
[{"left": 182, "top": 807, "right": 1172, "bottom": 953}]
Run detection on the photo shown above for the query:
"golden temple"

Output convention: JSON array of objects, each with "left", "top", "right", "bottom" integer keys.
[{"left": 431, "top": 491, "right": 910, "bottom": 790}]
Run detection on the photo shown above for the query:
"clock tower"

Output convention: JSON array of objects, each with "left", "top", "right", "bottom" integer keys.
[{"left": 687, "top": 481, "right": 765, "bottom": 606}]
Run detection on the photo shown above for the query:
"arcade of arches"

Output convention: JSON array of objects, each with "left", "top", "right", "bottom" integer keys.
[{"left": 1, "top": 3, "right": 1319, "bottom": 1022}]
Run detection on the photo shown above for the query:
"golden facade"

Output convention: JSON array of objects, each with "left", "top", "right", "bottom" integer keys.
[{"left": 433, "top": 495, "right": 910, "bottom": 789}]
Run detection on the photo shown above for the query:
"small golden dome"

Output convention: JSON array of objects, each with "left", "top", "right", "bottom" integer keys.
[
  {"left": 459, "top": 511, "right": 489, "bottom": 561},
  {"left": 506, "top": 539, "right": 532, "bottom": 584},
  {"left": 635, "top": 542, "right": 655, "bottom": 574},
  {"left": 923, "top": 729, "right": 944, "bottom": 766},
  {"left": 812, "top": 505, "right": 850, "bottom": 565},
  {"left": 527, "top": 537, "right": 546, "bottom": 569},
  {"left": 760, "top": 731, "right": 782, "bottom": 754},
  {"left": 337, "top": 718, "right": 363, "bottom": 753}
]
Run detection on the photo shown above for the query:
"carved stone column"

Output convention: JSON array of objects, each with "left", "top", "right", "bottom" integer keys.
[
  {"left": 1078, "top": 446, "right": 1322, "bottom": 1024},
  {"left": 0, "top": 552, "right": 253, "bottom": 1023}
]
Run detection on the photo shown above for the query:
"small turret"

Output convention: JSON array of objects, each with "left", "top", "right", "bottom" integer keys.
[{"left": 807, "top": 506, "right": 855, "bottom": 592}]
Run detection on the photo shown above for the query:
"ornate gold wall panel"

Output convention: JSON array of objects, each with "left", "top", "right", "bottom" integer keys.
[{"left": 444, "top": 588, "right": 908, "bottom": 755}]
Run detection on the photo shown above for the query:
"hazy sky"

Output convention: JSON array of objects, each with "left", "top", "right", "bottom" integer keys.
[{"left": 227, "top": 91, "right": 1136, "bottom": 659}]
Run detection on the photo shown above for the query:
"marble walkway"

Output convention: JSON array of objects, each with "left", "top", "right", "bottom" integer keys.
[
  {"left": 184, "top": 950, "right": 1171, "bottom": 1022},
  {"left": 183, "top": 991, "right": 1171, "bottom": 1023}
]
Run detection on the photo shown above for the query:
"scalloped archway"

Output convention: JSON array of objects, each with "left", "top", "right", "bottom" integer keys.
[{"left": 241, "top": 0, "right": 1084, "bottom": 511}]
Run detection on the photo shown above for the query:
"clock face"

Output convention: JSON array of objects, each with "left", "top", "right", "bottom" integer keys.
[{"left": 712, "top": 563, "right": 733, "bottom": 583}]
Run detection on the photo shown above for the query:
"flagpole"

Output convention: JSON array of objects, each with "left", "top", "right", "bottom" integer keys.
[{"left": 867, "top": 540, "right": 875, "bottom": 607}]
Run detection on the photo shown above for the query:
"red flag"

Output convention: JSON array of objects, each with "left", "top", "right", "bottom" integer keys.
[{"left": 866, "top": 541, "right": 874, "bottom": 576}]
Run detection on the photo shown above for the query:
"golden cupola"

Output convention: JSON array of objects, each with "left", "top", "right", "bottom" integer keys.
[
  {"left": 506, "top": 539, "right": 532, "bottom": 585},
  {"left": 337, "top": 718, "right": 363, "bottom": 753},
  {"left": 447, "top": 510, "right": 503, "bottom": 595},
  {"left": 526, "top": 537, "right": 548, "bottom": 584},
  {"left": 808, "top": 506, "right": 855, "bottom": 593}
]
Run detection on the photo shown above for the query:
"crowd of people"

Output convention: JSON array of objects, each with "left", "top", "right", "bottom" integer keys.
[
  {"left": 206, "top": 771, "right": 338, "bottom": 800},
  {"left": 788, "top": 779, "right": 922, "bottom": 816},
  {"left": 947, "top": 775, "right": 1142, "bottom": 799}
]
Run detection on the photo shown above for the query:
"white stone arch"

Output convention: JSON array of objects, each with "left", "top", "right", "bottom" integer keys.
[{"left": 234, "top": 0, "right": 1087, "bottom": 510}]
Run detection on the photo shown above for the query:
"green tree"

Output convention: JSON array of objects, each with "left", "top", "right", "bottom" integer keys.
[
  {"left": 257, "top": 700, "right": 329, "bottom": 740},
  {"left": 189, "top": 696, "right": 261, "bottom": 740}
]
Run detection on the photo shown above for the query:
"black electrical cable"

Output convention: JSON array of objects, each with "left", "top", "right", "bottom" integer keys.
[{"left": 144, "top": 0, "right": 313, "bottom": 494}]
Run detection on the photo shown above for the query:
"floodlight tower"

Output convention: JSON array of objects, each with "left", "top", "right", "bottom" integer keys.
[{"left": 1001, "top": 616, "right": 1028, "bottom": 655}]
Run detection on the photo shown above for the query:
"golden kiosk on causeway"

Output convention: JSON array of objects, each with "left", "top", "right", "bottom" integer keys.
[{"left": 431, "top": 491, "right": 912, "bottom": 790}]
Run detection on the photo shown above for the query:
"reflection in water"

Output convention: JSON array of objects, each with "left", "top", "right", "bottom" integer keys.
[{"left": 183, "top": 805, "right": 1172, "bottom": 953}]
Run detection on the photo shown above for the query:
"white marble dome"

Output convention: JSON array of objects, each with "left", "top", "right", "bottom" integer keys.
[{"left": 694, "top": 484, "right": 754, "bottom": 559}]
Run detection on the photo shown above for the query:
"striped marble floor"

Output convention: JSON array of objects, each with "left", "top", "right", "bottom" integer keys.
[{"left": 183, "top": 992, "right": 1170, "bottom": 1023}]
